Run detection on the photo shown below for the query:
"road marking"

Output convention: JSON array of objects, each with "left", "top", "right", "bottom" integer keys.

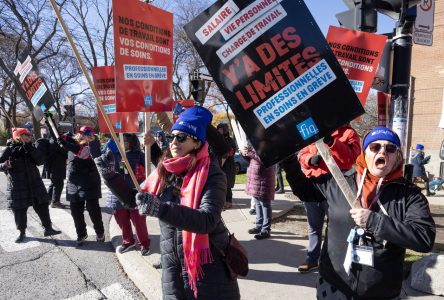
[
  {"left": 63, "top": 283, "right": 135, "bottom": 300},
  {"left": 101, "top": 283, "right": 136, "bottom": 300},
  {"left": 0, "top": 210, "right": 41, "bottom": 252},
  {"left": 48, "top": 206, "right": 95, "bottom": 240}
]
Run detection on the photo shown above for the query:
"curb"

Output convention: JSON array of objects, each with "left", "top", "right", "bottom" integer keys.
[
  {"left": 109, "top": 191, "right": 299, "bottom": 300},
  {"left": 109, "top": 217, "right": 162, "bottom": 300}
]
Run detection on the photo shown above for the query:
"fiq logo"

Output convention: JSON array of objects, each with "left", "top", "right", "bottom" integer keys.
[
  {"left": 114, "top": 121, "right": 122, "bottom": 130},
  {"left": 296, "top": 117, "right": 319, "bottom": 140}
]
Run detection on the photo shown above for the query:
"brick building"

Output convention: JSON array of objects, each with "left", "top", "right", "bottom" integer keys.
[{"left": 410, "top": 0, "right": 444, "bottom": 177}]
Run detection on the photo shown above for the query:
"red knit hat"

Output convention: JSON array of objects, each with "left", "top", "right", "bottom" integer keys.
[{"left": 12, "top": 128, "right": 31, "bottom": 140}]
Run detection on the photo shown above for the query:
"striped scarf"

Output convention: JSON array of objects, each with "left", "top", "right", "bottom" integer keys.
[{"left": 143, "top": 142, "right": 212, "bottom": 298}]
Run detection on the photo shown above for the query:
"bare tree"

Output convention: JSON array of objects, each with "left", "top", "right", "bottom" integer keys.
[{"left": 0, "top": 0, "right": 69, "bottom": 137}]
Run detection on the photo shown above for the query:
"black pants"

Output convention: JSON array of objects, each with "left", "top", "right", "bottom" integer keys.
[
  {"left": 226, "top": 187, "right": 233, "bottom": 203},
  {"left": 70, "top": 199, "right": 104, "bottom": 238},
  {"left": 48, "top": 177, "right": 65, "bottom": 203},
  {"left": 276, "top": 163, "right": 284, "bottom": 190},
  {"left": 13, "top": 201, "right": 52, "bottom": 231}
]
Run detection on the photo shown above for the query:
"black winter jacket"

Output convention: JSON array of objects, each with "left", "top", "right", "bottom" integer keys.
[
  {"left": 219, "top": 135, "right": 236, "bottom": 188},
  {"left": 41, "top": 137, "right": 68, "bottom": 180},
  {"left": 60, "top": 138, "right": 101, "bottom": 202},
  {"left": 104, "top": 158, "right": 240, "bottom": 300},
  {"left": 0, "top": 140, "right": 49, "bottom": 209},
  {"left": 284, "top": 158, "right": 435, "bottom": 299}
]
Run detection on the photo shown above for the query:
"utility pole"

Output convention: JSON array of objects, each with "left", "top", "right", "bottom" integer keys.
[
  {"left": 389, "top": 4, "right": 417, "bottom": 157},
  {"left": 337, "top": 0, "right": 420, "bottom": 153}
]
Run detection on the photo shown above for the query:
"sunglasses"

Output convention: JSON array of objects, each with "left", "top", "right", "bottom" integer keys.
[
  {"left": 165, "top": 133, "right": 197, "bottom": 143},
  {"left": 368, "top": 142, "right": 398, "bottom": 154}
]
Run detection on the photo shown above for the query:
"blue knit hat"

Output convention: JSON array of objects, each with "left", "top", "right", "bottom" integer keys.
[
  {"left": 416, "top": 144, "right": 424, "bottom": 151},
  {"left": 171, "top": 106, "right": 213, "bottom": 142},
  {"left": 363, "top": 126, "right": 401, "bottom": 151}
]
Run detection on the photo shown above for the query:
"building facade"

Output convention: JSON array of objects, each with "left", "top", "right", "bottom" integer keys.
[{"left": 410, "top": 0, "right": 444, "bottom": 177}]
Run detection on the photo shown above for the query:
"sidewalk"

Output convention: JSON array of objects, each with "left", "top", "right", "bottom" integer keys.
[{"left": 109, "top": 184, "right": 444, "bottom": 300}]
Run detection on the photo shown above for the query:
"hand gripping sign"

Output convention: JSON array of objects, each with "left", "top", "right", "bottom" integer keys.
[{"left": 184, "top": 0, "right": 364, "bottom": 167}]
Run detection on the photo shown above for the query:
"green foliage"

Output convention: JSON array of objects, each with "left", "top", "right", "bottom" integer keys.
[{"left": 0, "top": 128, "right": 9, "bottom": 146}]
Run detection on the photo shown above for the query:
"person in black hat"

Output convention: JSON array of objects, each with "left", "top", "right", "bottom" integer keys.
[
  {"left": 411, "top": 143, "right": 434, "bottom": 196},
  {"left": 94, "top": 106, "right": 240, "bottom": 299},
  {"left": 216, "top": 123, "right": 237, "bottom": 209}
]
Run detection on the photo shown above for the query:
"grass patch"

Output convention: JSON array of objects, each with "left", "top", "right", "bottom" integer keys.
[{"left": 235, "top": 171, "right": 290, "bottom": 185}]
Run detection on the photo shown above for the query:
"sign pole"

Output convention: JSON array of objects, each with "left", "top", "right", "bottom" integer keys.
[
  {"left": 145, "top": 112, "right": 151, "bottom": 177},
  {"left": 315, "top": 140, "right": 356, "bottom": 207},
  {"left": 48, "top": 0, "right": 141, "bottom": 192},
  {"left": 0, "top": 105, "right": 16, "bottom": 127}
]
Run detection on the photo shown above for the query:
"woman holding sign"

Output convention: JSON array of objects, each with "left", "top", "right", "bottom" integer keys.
[
  {"left": 284, "top": 126, "right": 435, "bottom": 299},
  {"left": 94, "top": 106, "right": 240, "bottom": 299}
]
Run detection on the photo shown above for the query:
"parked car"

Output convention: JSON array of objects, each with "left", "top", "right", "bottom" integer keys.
[{"left": 234, "top": 152, "right": 249, "bottom": 174}]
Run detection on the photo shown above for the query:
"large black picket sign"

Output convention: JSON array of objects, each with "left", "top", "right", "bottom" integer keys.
[
  {"left": 14, "top": 51, "right": 55, "bottom": 115},
  {"left": 184, "top": 0, "right": 364, "bottom": 166}
]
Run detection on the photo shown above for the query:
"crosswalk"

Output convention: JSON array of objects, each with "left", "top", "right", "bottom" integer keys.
[
  {"left": 41, "top": 178, "right": 110, "bottom": 204},
  {"left": 0, "top": 179, "right": 110, "bottom": 253},
  {"left": 0, "top": 181, "right": 140, "bottom": 299},
  {"left": 63, "top": 283, "right": 136, "bottom": 300}
]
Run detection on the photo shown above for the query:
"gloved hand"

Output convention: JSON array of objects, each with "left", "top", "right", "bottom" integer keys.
[
  {"left": 136, "top": 192, "right": 161, "bottom": 217},
  {"left": 323, "top": 135, "right": 334, "bottom": 147},
  {"left": 94, "top": 150, "right": 116, "bottom": 179},
  {"left": 0, "top": 160, "right": 11, "bottom": 171},
  {"left": 57, "top": 137, "right": 66, "bottom": 146},
  {"left": 89, "top": 139, "right": 101, "bottom": 159},
  {"left": 309, "top": 154, "right": 322, "bottom": 167}
]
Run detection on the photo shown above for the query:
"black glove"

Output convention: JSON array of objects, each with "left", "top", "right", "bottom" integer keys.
[
  {"left": 57, "top": 137, "right": 66, "bottom": 146},
  {"left": 323, "top": 135, "right": 334, "bottom": 147},
  {"left": 89, "top": 139, "right": 101, "bottom": 159},
  {"left": 309, "top": 154, "right": 322, "bottom": 167},
  {"left": 136, "top": 192, "right": 161, "bottom": 217},
  {"left": 0, "top": 160, "right": 11, "bottom": 171},
  {"left": 94, "top": 150, "right": 116, "bottom": 179}
]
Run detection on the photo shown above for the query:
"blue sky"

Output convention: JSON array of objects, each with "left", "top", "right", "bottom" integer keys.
[{"left": 304, "top": 0, "right": 397, "bottom": 35}]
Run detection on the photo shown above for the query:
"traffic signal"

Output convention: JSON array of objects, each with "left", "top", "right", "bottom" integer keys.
[
  {"left": 336, "top": 0, "right": 377, "bottom": 32},
  {"left": 64, "top": 105, "right": 75, "bottom": 117},
  {"left": 336, "top": 0, "right": 422, "bottom": 31},
  {"left": 190, "top": 79, "right": 206, "bottom": 104},
  {"left": 371, "top": 0, "right": 421, "bottom": 19}
]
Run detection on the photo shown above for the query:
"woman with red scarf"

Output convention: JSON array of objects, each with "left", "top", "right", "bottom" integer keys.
[
  {"left": 94, "top": 106, "right": 240, "bottom": 300},
  {"left": 285, "top": 126, "right": 435, "bottom": 299}
]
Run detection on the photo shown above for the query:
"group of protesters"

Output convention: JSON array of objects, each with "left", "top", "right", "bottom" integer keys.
[{"left": 0, "top": 104, "right": 437, "bottom": 300}]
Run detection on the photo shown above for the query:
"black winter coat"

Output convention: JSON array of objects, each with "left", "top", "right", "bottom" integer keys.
[
  {"left": 219, "top": 135, "right": 236, "bottom": 188},
  {"left": 0, "top": 140, "right": 49, "bottom": 209},
  {"left": 104, "top": 158, "right": 240, "bottom": 300},
  {"left": 284, "top": 158, "right": 435, "bottom": 299},
  {"left": 60, "top": 138, "right": 101, "bottom": 202},
  {"left": 41, "top": 137, "right": 68, "bottom": 180}
]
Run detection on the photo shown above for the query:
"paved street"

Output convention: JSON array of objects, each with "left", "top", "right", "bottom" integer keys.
[{"left": 0, "top": 174, "right": 146, "bottom": 300}]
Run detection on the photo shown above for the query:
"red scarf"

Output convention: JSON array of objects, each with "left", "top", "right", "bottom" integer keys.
[
  {"left": 143, "top": 143, "right": 212, "bottom": 298},
  {"left": 355, "top": 153, "right": 404, "bottom": 209}
]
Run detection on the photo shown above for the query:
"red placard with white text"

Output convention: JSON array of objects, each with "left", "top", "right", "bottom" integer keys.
[
  {"left": 92, "top": 66, "right": 140, "bottom": 133},
  {"left": 326, "top": 26, "right": 387, "bottom": 107},
  {"left": 112, "top": 0, "right": 173, "bottom": 112}
]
